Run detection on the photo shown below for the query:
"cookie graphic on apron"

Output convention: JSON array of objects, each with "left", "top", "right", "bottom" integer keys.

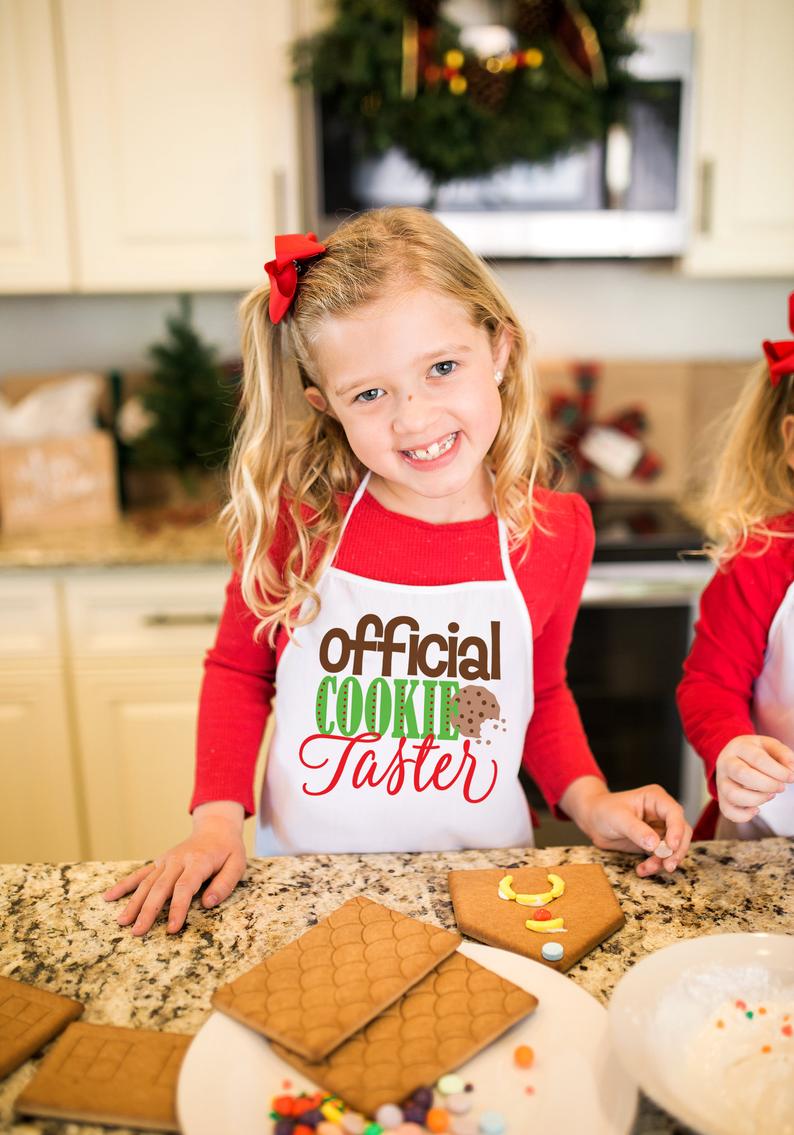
[{"left": 256, "top": 470, "right": 535, "bottom": 854}]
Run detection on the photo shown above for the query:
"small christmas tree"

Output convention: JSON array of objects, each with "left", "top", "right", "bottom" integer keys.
[{"left": 131, "top": 295, "right": 236, "bottom": 495}]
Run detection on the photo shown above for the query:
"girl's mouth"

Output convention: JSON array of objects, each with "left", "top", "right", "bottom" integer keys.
[{"left": 400, "top": 431, "right": 460, "bottom": 466}]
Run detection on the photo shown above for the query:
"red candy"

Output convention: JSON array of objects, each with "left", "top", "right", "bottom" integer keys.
[
  {"left": 782, "top": 1024, "right": 793, "bottom": 1037},
  {"left": 533, "top": 909, "right": 552, "bottom": 921},
  {"left": 273, "top": 1096, "right": 295, "bottom": 1116}
]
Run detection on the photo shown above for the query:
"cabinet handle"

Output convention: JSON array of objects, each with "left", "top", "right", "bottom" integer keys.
[
  {"left": 142, "top": 613, "right": 220, "bottom": 627},
  {"left": 698, "top": 158, "right": 714, "bottom": 235}
]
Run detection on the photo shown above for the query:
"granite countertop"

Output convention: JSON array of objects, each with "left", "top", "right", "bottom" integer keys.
[
  {"left": 1, "top": 839, "right": 793, "bottom": 1135},
  {"left": 0, "top": 516, "right": 227, "bottom": 569}
]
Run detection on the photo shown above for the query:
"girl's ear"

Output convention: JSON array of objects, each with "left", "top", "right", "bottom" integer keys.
[
  {"left": 492, "top": 326, "right": 513, "bottom": 375},
  {"left": 782, "top": 414, "right": 794, "bottom": 470},
  {"left": 304, "top": 385, "right": 331, "bottom": 415}
]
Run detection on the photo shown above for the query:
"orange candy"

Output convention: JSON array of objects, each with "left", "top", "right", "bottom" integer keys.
[
  {"left": 426, "top": 1107, "right": 450, "bottom": 1132},
  {"left": 761, "top": 1045, "right": 772, "bottom": 1054},
  {"left": 514, "top": 1044, "right": 535, "bottom": 1068}
]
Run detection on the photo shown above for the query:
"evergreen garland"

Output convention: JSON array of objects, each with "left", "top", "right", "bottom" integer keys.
[
  {"left": 131, "top": 296, "right": 236, "bottom": 487},
  {"left": 293, "top": 0, "right": 640, "bottom": 186}
]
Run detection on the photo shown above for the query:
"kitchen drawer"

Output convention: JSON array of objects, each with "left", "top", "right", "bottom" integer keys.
[
  {"left": 63, "top": 567, "right": 230, "bottom": 658},
  {"left": 0, "top": 573, "right": 61, "bottom": 659}
]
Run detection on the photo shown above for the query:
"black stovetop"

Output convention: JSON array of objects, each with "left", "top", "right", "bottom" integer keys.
[{"left": 590, "top": 499, "right": 703, "bottom": 562}]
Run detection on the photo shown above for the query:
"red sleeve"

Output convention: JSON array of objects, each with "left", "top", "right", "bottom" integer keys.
[
  {"left": 189, "top": 571, "right": 276, "bottom": 817},
  {"left": 520, "top": 493, "right": 606, "bottom": 815},
  {"left": 190, "top": 498, "right": 307, "bottom": 817},
  {"left": 676, "top": 543, "right": 791, "bottom": 798}
]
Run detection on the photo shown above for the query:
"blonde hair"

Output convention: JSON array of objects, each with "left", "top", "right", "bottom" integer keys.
[
  {"left": 687, "top": 360, "right": 794, "bottom": 562},
  {"left": 223, "top": 207, "right": 552, "bottom": 645}
]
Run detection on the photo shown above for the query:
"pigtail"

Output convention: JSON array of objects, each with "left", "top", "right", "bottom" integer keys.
[
  {"left": 685, "top": 361, "right": 794, "bottom": 562},
  {"left": 223, "top": 283, "right": 295, "bottom": 645}
]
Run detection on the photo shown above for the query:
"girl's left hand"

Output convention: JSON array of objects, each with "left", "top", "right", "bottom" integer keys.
[
  {"left": 584, "top": 784, "right": 692, "bottom": 876},
  {"left": 561, "top": 777, "right": 692, "bottom": 877}
]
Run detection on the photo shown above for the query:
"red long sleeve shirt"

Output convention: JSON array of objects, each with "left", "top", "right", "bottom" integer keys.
[
  {"left": 677, "top": 513, "right": 794, "bottom": 802},
  {"left": 190, "top": 485, "right": 605, "bottom": 819}
]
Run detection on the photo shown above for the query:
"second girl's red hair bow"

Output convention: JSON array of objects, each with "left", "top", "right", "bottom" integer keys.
[
  {"left": 763, "top": 291, "right": 794, "bottom": 386},
  {"left": 264, "top": 232, "right": 327, "bottom": 324}
]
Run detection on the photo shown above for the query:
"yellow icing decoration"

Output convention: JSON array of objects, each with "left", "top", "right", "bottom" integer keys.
[
  {"left": 514, "top": 872, "right": 566, "bottom": 907},
  {"left": 498, "top": 874, "right": 517, "bottom": 900},
  {"left": 525, "top": 917, "right": 565, "bottom": 933}
]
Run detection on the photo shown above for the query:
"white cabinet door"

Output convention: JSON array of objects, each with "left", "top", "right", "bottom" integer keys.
[
  {"left": 71, "top": 663, "right": 205, "bottom": 860},
  {"left": 0, "top": 666, "right": 84, "bottom": 863},
  {"left": 64, "top": 567, "right": 228, "bottom": 859},
  {"left": 0, "top": 0, "right": 72, "bottom": 292},
  {"left": 0, "top": 573, "right": 83, "bottom": 863},
  {"left": 685, "top": 0, "right": 794, "bottom": 276},
  {"left": 58, "top": 0, "right": 300, "bottom": 290}
]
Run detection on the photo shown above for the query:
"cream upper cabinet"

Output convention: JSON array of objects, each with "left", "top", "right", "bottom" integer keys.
[
  {"left": 58, "top": 0, "right": 300, "bottom": 290},
  {"left": 0, "top": 0, "right": 72, "bottom": 292},
  {"left": 684, "top": 0, "right": 794, "bottom": 276}
]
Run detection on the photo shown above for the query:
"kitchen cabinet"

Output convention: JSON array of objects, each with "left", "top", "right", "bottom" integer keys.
[
  {"left": 684, "top": 0, "right": 794, "bottom": 276},
  {"left": 0, "top": 575, "right": 83, "bottom": 862},
  {"left": 0, "top": 0, "right": 300, "bottom": 293},
  {"left": 0, "top": 0, "right": 72, "bottom": 291},
  {"left": 0, "top": 565, "right": 272, "bottom": 864},
  {"left": 63, "top": 568, "right": 230, "bottom": 860}
]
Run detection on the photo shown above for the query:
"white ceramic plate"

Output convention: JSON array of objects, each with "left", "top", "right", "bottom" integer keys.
[
  {"left": 178, "top": 941, "right": 638, "bottom": 1135},
  {"left": 608, "top": 933, "right": 794, "bottom": 1135}
]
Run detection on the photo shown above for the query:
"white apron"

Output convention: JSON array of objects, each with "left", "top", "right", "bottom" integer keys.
[
  {"left": 255, "top": 470, "right": 535, "bottom": 855},
  {"left": 752, "top": 579, "right": 794, "bottom": 836}
]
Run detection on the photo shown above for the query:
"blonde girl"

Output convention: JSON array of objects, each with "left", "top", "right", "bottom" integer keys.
[
  {"left": 105, "top": 208, "right": 691, "bottom": 935},
  {"left": 679, "top": 291, "right": 794, "bottom": 839}
]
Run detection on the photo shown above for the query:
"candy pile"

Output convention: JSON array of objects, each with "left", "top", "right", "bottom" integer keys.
[{"left": 270, "top": 1072, "right": 512, "bottom": 1135}]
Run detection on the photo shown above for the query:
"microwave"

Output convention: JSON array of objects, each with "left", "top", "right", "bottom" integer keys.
[{"left": 301, "top": 30, "right": 694, "bottom": 259}]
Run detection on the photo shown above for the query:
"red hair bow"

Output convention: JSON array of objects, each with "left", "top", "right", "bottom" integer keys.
[
  {"left": 763, "top": 291, "right": 794, "bottom": 386},
  {"left": 264, "top": 232, "right": 327, "bottom": 324}
]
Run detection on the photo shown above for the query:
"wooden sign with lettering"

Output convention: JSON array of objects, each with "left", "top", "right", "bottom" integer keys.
[{"left": 0, "top": 430, "right": 119, "bottom": 533}]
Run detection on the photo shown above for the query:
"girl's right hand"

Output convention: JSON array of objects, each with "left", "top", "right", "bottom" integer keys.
[
  {"left": 102, "top": 801, "right": 247, "bottom": 937},
  {"left": 715, "top": 735, "right": 794, "bottom": 823}
]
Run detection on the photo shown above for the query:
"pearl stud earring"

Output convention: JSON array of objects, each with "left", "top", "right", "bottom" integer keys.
[{"left": 494, "top": 370, "right": 503, "bottom": 385}]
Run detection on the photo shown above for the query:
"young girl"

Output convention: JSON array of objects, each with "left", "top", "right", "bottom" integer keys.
[
  {"left": 678, "top": 292, "right": 794, "bottom": 840},
  {"left": 105, "top": 208, "right": 691, "bottom": 936}
]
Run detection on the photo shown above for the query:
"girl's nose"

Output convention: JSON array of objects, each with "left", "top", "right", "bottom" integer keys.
[{"left": 392, "top": 390, "right": 439, "bottom": 438}]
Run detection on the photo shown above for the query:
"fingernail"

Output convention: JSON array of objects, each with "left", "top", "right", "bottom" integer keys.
[
  {"left": 643, "top": 837, "right": 656, "bottom": 852},
  {"left": 205, "top": 893, "right": 218, "bottom": 908}
]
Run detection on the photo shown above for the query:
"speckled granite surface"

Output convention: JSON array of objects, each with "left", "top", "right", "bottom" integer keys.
[
  {"left": 1, "top": 840, "right": 792, "bottom": 1134},
  {"left": 0, "top": 517, "right": 226, "bottom": 568}
]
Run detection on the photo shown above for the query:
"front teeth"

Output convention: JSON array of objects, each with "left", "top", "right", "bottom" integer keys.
[{"left": 404, "top": 432, "right": 457, "bottom": 461}]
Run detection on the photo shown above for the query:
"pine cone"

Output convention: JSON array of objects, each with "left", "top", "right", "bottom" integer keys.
[
  {"left": 462, "top": 60, "right": 510, "bottom": 111},
  {"left": 513, "top": 0, "right": 558, "bottom": 40}
]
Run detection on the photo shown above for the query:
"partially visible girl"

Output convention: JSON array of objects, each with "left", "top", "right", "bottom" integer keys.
[{"left": 678, "top": 292, "right": 794, "bottom": 839}]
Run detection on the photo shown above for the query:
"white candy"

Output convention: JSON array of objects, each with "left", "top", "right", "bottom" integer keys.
[{"left": 655, "top": 840, "right": 673, "bottom": 859}]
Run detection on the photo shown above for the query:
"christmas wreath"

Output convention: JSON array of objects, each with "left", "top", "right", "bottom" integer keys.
[{"left": 293, "top": 0, "right": 640, "bottom": 186}]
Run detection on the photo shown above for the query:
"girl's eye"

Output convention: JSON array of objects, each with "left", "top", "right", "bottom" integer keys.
[
  {"left": 430, "top": 360, "right": 457, "bottom": 377},
  {"left": 353, "top": 388, "right": 383, "bottom": 404}
]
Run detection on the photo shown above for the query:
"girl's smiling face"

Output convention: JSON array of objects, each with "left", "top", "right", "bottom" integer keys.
[{"left": 304, "top": 287, "right": 511, "bottom": 522}]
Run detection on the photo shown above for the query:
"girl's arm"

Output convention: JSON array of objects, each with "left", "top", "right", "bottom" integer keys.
[
  {"left": 104, "top": 571, "right": 279, "bottom": 936},
  {"left": 521, "top": 493, "right": 606, "bottom": 810},
  {"left": 521, "top": 493, "right": 692, "bottom": 873},
  {"left": 190, "top": 571, "right": 278, "bottom": 816},
  {"left": 677, "top": 545, "right": 794, "bottom": 821}
]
